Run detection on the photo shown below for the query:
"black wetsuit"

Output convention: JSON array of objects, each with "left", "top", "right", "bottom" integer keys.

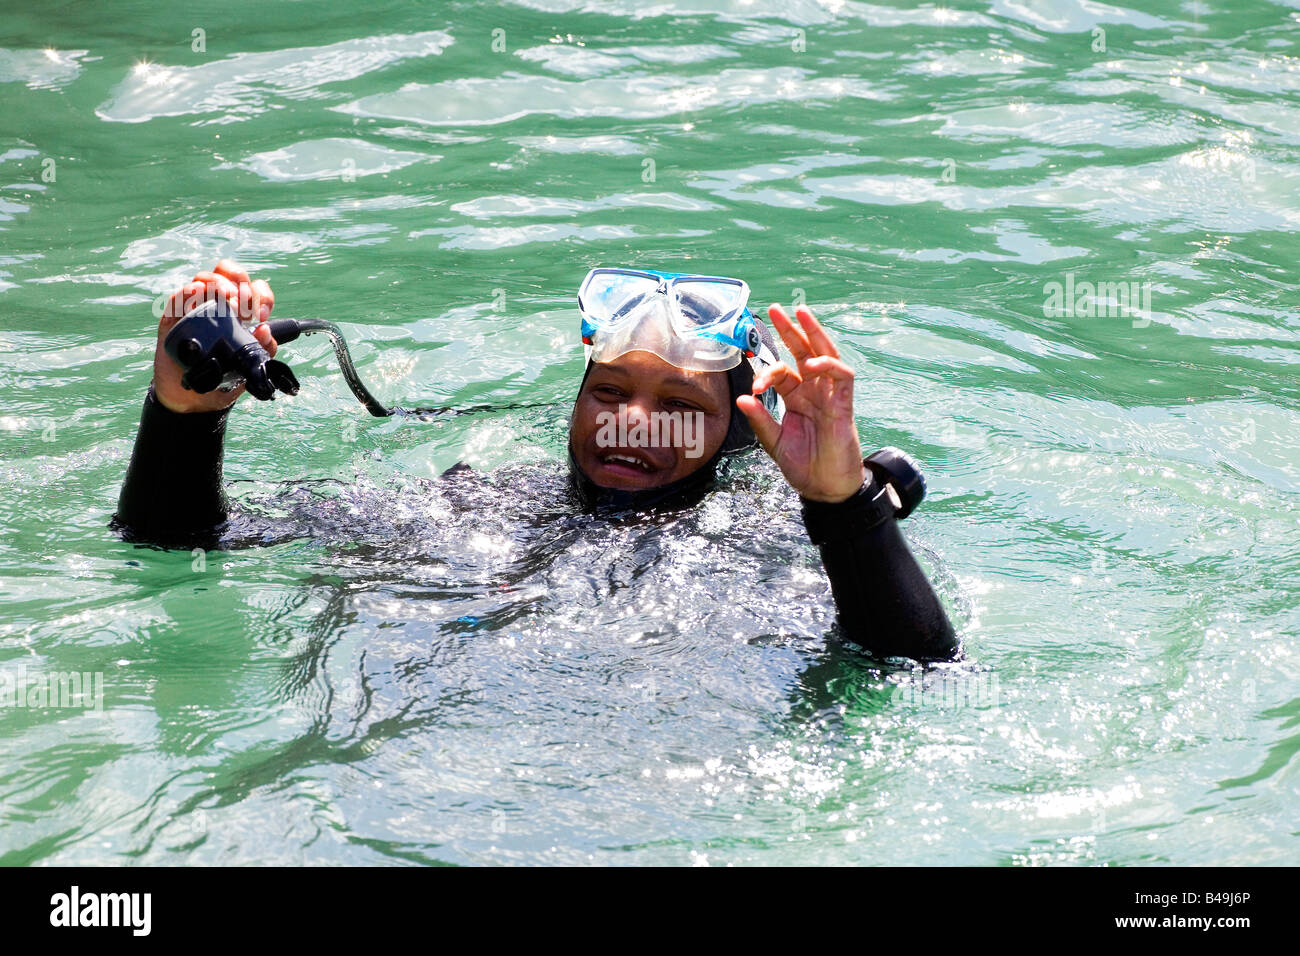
[{"left": 114, "top": 387, "right": 960, "bottom": 662}]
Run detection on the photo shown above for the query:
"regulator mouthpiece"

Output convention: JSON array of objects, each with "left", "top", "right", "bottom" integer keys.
[{"left": 163, "top": 298, "right": 299, "bottom": 401}]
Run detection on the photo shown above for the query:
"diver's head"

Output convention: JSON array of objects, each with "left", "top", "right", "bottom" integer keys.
[
  {"left": 566, "top": 268, "right": 784, "bottom": 505},
  {"left": 568, "top": 350, "right": 733, "bottom": 491}
]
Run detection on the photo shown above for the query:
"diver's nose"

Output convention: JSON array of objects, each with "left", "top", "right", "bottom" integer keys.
[{"left": 622, "top": 394, "right": 652, "bottom": 425}]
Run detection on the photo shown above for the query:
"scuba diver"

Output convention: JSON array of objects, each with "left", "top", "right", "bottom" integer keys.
[{"left": 114, "top": 260, "right": 960, "bottom": 663}]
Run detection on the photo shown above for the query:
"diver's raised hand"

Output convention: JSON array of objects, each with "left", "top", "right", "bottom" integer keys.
[
  {"left": 736, "top": 304, "right": 868, "bottom": 503},
  {"left": 152, "top": 259, "right": 278, "bottom": 413}
]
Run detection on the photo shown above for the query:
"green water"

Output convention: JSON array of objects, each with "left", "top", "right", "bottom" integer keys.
[{"left": 1, "top": 0, "right": 1298, "bottom": 865}]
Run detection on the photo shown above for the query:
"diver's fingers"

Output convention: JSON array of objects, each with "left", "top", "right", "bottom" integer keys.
[
  {"left": 750, "top": 361, "right": 780, "bottom": 391},
  {"left": 794, "top": 306, "right": 841, "bottom": 360},
  {"left": 187, "top": 273, "right": 244, "bottom": 323},
  {"left": 251, "top": 278, "right": 274, "bottom": 322},
  {"left": 211, "top": 273, "right": 244, "bottom": 315},
  {"left": 803, "top": 355, "right": 854, "bottom": 386},
  {"left": 204, "top": 264, "right": 255, "bottom": 320},
  {"left": 752, "top": 361, "right": 802, "bottom": 397},
  {"left": 252, "top": 322, "right": 278, "bottom": 358},
  {"left": 768, "top": 304, "right": 814, "bottom": 363},
  {"left": 736, "top": 395, "right": 781, "bottom": 457},
  {"left": 802, "top": 355, "right": 855, "bottom": 414},
  {"left": 213, "top": 259, "right": 251, "bottom": 287},
  {"left": 193, "top": 271, "right": 240, "bottom": 304},
  {"left": 162, "top": 280, "right": 208, "bottom": 324}
]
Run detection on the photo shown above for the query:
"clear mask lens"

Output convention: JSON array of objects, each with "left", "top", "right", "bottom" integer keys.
[
  {"left": 579, "top": 270, "right": 661, "bottom": 326},
  {"left": 671, "top": 279, "right": 748, "bottom": 331}
]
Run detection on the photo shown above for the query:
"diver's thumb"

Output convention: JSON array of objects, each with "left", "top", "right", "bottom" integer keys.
[{"left": 736, "top": 395, "right": 780, "bottom": 457}]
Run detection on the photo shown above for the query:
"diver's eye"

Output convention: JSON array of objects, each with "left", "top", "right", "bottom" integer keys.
[
  {"left": 593, "top": 385, "right": 625, "bottom": 399},
  {"left": 665, "top": 399, "right": 701, "bottom": 411}
]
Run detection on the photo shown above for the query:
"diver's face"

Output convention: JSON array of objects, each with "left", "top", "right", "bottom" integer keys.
[{"left": 569, "top": 351, "right": 732, "bottom": 491}]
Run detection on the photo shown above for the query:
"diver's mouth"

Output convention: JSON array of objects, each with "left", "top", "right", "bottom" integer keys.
[
  {"left": 600, "top": 452, "right": 656, "bottom": 473},
  {"left": 589, "top": 445, "right": 675, "bottom": 486}
]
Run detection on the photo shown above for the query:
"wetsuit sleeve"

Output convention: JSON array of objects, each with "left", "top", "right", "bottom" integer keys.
[
  {"left": 112, "top": 386, "right": 231, "bottom": 545},
  {"left": 802, "top": 476, "right": 959, "bottom": 662}
]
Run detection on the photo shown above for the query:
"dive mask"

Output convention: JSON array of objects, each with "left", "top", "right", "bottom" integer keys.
[{"left": 577, "top": 268, "right": 776, "bottom": 373}]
